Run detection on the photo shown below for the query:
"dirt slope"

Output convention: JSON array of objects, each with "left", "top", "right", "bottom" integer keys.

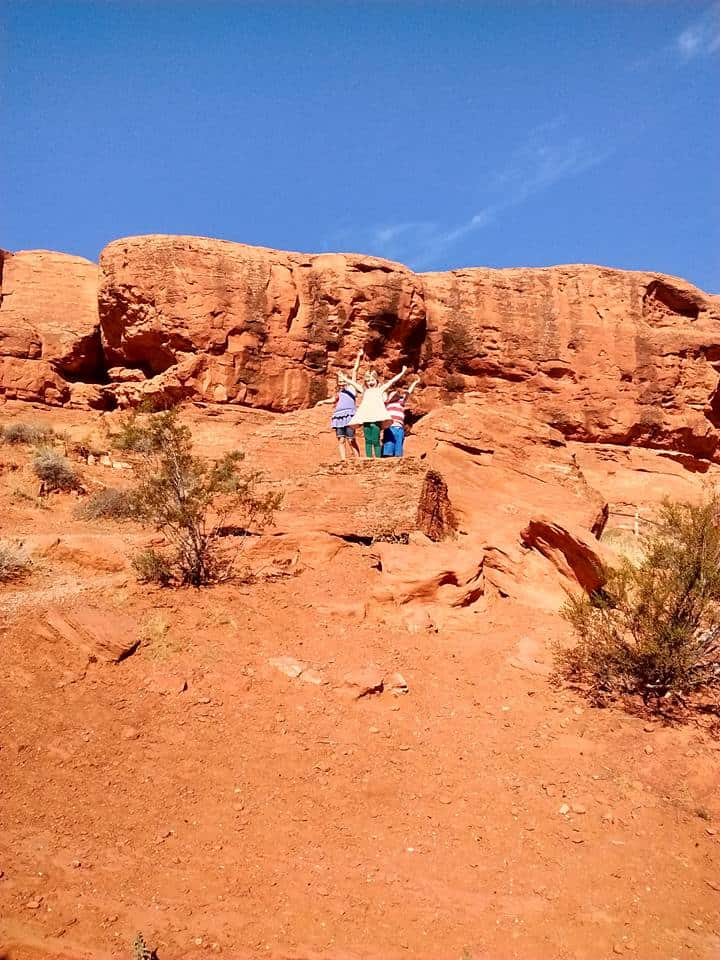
[{"left": 1, "top": 400, "right": 719, "bottom": 960}]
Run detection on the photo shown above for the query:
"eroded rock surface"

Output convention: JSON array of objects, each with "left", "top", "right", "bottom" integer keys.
[{"left": 0, "top": 249, "right": 101, "bottom": 404}]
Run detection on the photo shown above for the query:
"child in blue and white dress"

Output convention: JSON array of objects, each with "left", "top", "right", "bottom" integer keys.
[{"left": 317, "top": 349, "right": 363, "bottom": 461}]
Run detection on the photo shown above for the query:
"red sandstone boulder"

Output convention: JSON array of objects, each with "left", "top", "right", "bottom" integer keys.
[
  {"left": 520, "top": 516, "right": 617, "bottom": 593},
  {"left": 98, "top": 235, "right": 425, "bottom": 410},
  {"left": 420, "top": 265, "right": 720, "bottom": 460},
  {"left": 0, "top": 249, "right": 101, "bottom": 404}
]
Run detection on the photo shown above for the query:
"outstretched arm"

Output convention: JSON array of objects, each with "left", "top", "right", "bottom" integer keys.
[
  {"left": 339, "top": 370, "right": 362, "bottom": 393},
  {"left": 407, "top": 376, "right": 421, "bottom": 396},
  {"left": 351, "top": 348, "right": 363, "bottom": 383},
  {"left": 380, "top": 365, "right": 408, "bottom": 392}
]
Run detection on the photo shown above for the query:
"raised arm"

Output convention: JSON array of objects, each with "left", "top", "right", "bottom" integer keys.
[
  {"left": 406, "top": 376, "right": 421, "bottom": 396},
  {"left": 339, "top": 370, "right": 362, "bottom": 393},
  {"left": 380, "top": 365, "right": 408, "bottom": 392},
  {"left": 351, "top": 348, "right": 363, "bottom": 383}
]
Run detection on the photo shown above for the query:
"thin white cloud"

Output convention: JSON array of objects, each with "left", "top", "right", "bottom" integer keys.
[
  {"left": 364, "top": 132, "right": 609, "bottom": 270},
  {"left": 677, "top": 2, "right": 720, "bottom": 59}
]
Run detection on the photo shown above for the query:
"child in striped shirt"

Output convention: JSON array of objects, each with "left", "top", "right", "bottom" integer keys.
[{"left": 382, "top": 376, "right": 420, "bottom": 457}]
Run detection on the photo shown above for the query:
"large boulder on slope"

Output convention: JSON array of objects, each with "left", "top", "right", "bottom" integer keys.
[
  {"left": 421, "top": 265, "right": 720, "bottom": 460},
  {"left": 98, "top": 235, "right": 426, "bottom": 410},
  {"left": 0, "top": 249, "right": 102, "bottom": 404}
]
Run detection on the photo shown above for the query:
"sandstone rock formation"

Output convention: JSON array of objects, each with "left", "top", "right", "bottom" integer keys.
[
  {"left": 2, "top": 234, "right": 720, "bottom": 465},
  {"left": 0, "top": 249, "right": 101, "bottom": 405},
  {"left": 421, "top": 265, "right": 720, "bottom": 459},
  {"left": 98, "top": 235, "right": 425, "bottom": 410}
]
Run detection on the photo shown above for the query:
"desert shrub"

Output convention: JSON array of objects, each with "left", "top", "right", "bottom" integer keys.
[
  {"left": 32, "top": 447, "right": 78, "bottom": 492},
  {"left": 0, "top": 542, "right": 32, "bottom": 582},
  {"left": 2, "top": 421, "right": 55, "bottom": 445},
  {"left": 556, "top": 493, "right": 720, "bottom": 708},
  {"left": 128, "top": 409, "right": 281, "bottom": 586},
  {"left": 74, "top": 486, "right": 135, "bottom": 521},
  {"left": 441, "top": 319, "right": 475, "bottom": 371},
  {"left": 132, "top": 548, "right": 174, "bottom": 586},
  {"left": 106, "top": 411, "right": 157, "bottom": 452},
  {"left": 444, "top": 372, "right": 466, "bottom": 393}
]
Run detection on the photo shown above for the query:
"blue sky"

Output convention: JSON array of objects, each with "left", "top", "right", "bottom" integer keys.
[{"left": 2, "top": 1, "right": 718, "bottom": 291}]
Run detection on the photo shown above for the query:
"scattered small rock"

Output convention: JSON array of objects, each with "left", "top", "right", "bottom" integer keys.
[
  {"left": 121, "top": 726, "right": 139, "bottom": 741},
  {"left": 26, "top": 898, "right": 43, "bottom": 910},
  {"left": 70, "top": 860, "right": 82, "bottom": 869},
  {"left": 558, "top": 804, "right": 570, "bottom": 816},
  {"left": 644, "top": 745, "right": 654, "bottom": 755},
  {"left": 268, "top": 656, "right": 305, "bottom": 679},
  {"left": 299, "top": 668, "right": 325, "bottom": 686},
  {"left": 387, "top": 672, "right": 409, "bottom": 696},
  {"left": 339, "top": 665, "right": 384, "bottom": 699},
  {"left": 571, "top": 803, "right": 587, "bottom": 815}
]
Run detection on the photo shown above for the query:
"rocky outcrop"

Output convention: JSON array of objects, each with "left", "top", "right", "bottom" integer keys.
[
  {"left": 421, "top": 265, "right": 720, "bottom": 459},
  {"left": 0, "top": 249, "right": 101, "bottom": 405},
  {"left": 97, "top": 235, "right": 426, "bottom": 410},
  {"left": 2, "top": 235, "right": 720, "bottom": 464}
]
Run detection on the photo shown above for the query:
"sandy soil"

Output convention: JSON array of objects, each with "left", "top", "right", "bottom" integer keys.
[{"left": 1, "top": 404, "right": 719, "bottom": 960}]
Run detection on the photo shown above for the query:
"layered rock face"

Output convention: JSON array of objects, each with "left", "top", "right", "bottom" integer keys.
[
  {"left": 0, "top": 249, "right": 101, "bottom": 405},
  {"left": 98, "top": 235, "right": 425, "bottom": 409},
  {"left": 421, "top": 265, "right": 720, "bottom": 459},
  {"left": 2, "top": 234, "right": 719, "bottom": 462}
]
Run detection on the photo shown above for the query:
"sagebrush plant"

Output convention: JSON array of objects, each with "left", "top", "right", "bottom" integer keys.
[
  {"left": 132, "top": 548, "right": 174, "bottom": 586},
  {"left": 1, "top": 421, "right": 55, "bottom": 445},
  {"left": 129, "top": 409, "right": 281, "bottom": 586},
  {"left": 74, "top": 486, "right": 135, "bottom": 521},
  {"left": 0, "top": 542, "right": 32, "bottom": 582},
  {"left": 32, "top": 447, "right": 78, "bottom": 492},
  {"left": 556, "top": 493, "right": 720, "bottom": 708}
]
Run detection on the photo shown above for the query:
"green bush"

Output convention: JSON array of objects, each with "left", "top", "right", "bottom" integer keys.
[
  {"left": 75, "top": 487, "right": 135, "bottom": 521},
  {"left": 0, "top": 542, "right": 32, "bottom": 582},
  {"left": 2, "top": 421, "right": 55, "bottom": 445},
  {"left": 556, "top": 494, "right": 720, "bottom": 709},
  {"left": 128, "top": 409, "right": 281, "bottom": 586},
  {"left": 32, "top": 447, "right": 78, "bottom": 492}
]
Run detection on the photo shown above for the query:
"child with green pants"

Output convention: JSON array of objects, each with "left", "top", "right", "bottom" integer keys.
[
  {"left": 362, "top": 422, "right": 383, "bottom": 458},
  {"left": 350, "top": 365, "right": 408, "bottom": 458}
]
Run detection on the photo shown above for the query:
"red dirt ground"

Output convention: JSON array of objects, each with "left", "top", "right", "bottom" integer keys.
[{"left": 1, "top": 404, "right": 719, "bottom": 960}]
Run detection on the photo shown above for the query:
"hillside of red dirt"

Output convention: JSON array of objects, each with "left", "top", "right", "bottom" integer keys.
[{"left": 1, "top": 395, "right": 719, "bottom": 960}]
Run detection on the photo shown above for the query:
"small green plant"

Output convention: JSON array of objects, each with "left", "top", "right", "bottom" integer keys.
[
  {"left": 128, "top": 409, "right": 281, "bottom": 586},
  {"left": 2, "top": 421, "right": 55, "bottom": 445},
  {"left": 132, "top": 548, "right": 174, "bottom": 586},
  {"left": 556, "top": 493, "right": 720, "bottom": 709},
  {"left": 74, "top": 487, "right": 135, "bottom": 521},
  {"left": 0, "top": 542, "right": 32, "bottom": 582},
  {"left": 32, "top": 447, "right": 79, "bottom": 493}
]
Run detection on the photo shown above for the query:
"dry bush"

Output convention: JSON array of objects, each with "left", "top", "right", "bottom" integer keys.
[
  {"left": 132, "top": 548, "right": 174, "bottom": 586},
  {"left": 32, "top": 447, "right": 78, "bottom": 492},
  {"left": 128, "top": 409, "right": 281, "bottom": 586},
  {"left": 441, "top": 320, "right": 475, "bottom": 372},
  {"left": 74, "top": 486, "right": 135, "bottom": 521},
  {"left": 2, "top": 422, "right": 55, "bottom": 445},
  {"left": 444, "top": 372, "right": 466, "bottom": 393},
  {"left": 556, "top": 493, "right": 720, "bottom": 710},
  {"left": 0, "top": 542, "right": 32, "bottom": 582}
]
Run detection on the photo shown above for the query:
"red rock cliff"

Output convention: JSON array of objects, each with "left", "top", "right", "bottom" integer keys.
[{"left": 2, "top": 234, "right": 719, "bottom": 461}]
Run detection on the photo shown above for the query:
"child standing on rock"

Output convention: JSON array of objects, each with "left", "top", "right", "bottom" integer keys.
[
  {"left": 317, "top": 349, "right": 363, "bottom": 461},
  {"left": 382, "top": 376, "right": 420, "bottom": 457},
  {"left": 350, "top": 365, "right": 407, "bottom": 458}
]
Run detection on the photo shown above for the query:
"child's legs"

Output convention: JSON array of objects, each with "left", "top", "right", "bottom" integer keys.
[
  {"left": 382, "top": 427, "right": 395, "bottom": 457},
  {"left": 394, "top": 425, "right": 405, "bottom": 457},
  {"left": 364, "top": 422, "right": 381, "bottom": 457}
]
